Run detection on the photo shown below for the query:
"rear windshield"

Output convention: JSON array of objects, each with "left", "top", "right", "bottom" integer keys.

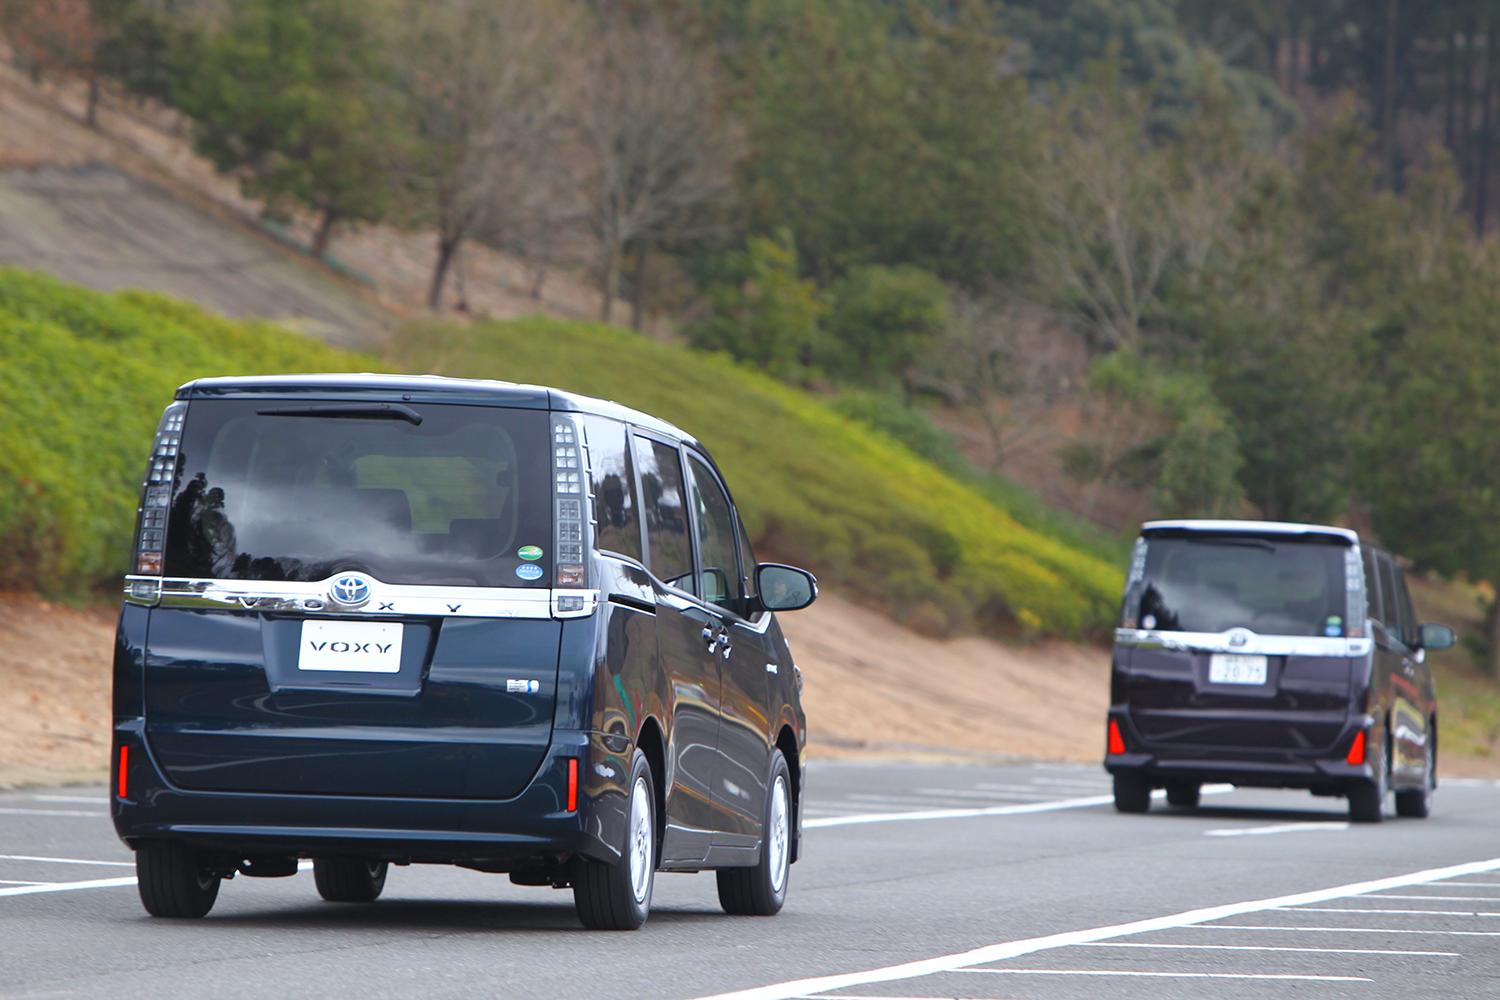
[
  {"left": 1127, "top": 535, "right": 1351, "bottom": 637},
  {"left": 162, "top": 399, "right": 552, "bottom": 587}
]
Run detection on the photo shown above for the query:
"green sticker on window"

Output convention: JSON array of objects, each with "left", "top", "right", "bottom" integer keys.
[{"left": 518, "top": 545, "right": 544, "bottom": 561}]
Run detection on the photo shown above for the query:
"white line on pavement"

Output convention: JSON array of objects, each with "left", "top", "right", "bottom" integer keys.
[
  {"left": 1205, "top": 822, "right": 1349, "bottom": 837},
  {"left": 0, "top": 877, "right": 137, "bottom": 898},
  {"left": 1366, "top": 894, "right": 1500, "bottom": 901},
  {"left": 30, "top": 795, "right": 106, "bottom": 805},
  {"left": 0, "top": 880, "right": 54, "bottom": 886},
  {"left": 962, "top": 969, "right": 1372, "bottom": 983},
  {"left": 1283, "top": 906, "right": 1500, "bottom": 917},
  {"left": 805, "top": 785, "right": 1234, "bottom": 830},
  {"left": 1423, "top": 881, "right": 1500, "bottom": 887},
  {"left": 693, "top": 855, "right": 1500, "bottom": 1000},
  {"left": 0, "top": 807, "right": 107, "bottom": 819},
  {"left": 1078, "top": 941, "right": 1458, "bottom": 957},
  {"left": 1194, "top": 925, "right": 1500, "bottom": 936},
  {"left": 0, "top": 855, "right": 133, "bottom": 867}
]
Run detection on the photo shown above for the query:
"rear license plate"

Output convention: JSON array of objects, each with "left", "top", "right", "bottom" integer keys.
[
  {"left": 299, "top": 620, "right": 403, "bottom": 673},
  {"left": 1209, "top": 653, "right": 1267, "bottom": 685}
]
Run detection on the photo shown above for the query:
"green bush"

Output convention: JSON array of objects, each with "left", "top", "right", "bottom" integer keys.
[
  {"left": 0, "top": 270, "right": 369, "bottom": 596},
  {"left": 394, "top": 317, "right": 1125, "bottom": 637}
]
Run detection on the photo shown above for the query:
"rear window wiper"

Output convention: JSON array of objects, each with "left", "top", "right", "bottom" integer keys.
[{"left": 257, "top": 402, "right": 423, "bottom": 425}]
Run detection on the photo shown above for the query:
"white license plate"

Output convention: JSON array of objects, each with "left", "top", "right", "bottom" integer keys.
[
  {"left": 1209, "top": 653, "right": 1267, "bottom": 685},
  {"left": 298, "top": 620, "right": 403, "bottom": 673}
]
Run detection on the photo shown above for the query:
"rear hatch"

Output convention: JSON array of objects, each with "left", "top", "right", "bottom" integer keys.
[
  {"left": 141, "top": 393, "right": 563, "bottom": 799},
  {"left": 1118, "top": 527, "right": 1364, "bottom": 753}
]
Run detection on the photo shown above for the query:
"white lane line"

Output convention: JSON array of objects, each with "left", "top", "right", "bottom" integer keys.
[
  {"left": 963, "top": 969, "right": 1372, "bottom": 983},
  {"left": 1367, "top": 894, "right": 1500, "bottom": 902},
  {"left": 805, "top": 785, "right": 1233, "bottom": 830},
  {"left": 0, "top": 855, "right": 133, "bottom": 867},
  {"left": 975, "top": 782, "right": 1095, "bottom": 794},
  {"left": 1205, "top": 822, "right": 1349, "bottom": 838},
  {"left": 693, "top": 855, "right": 1500, "bottom": 1000},
  {"left": 1078, "top": 941, "right": 1459, "bottom": 957},
  {"left": 1194, "top": 925, "right": 1500, "bottom": 937},
  {"left": 1425, "top": 881, "right": 1500, "bottom": 888},
  {"left": 0, "top": 876, "right": 137, "bottom": 898},
  {"left": 0, "top": 807, "right": 107, "bottom": 819},
  {"left": 914, "top": 788, "right": 1053, "bottom": 801},
  {"left": 0, "top": 880, "right": 54, "bottom": 886},
  {"left": 1282, "top": 906, "right": 1500, "bottom": 917},
  {"left": 29, "top": 795, "right": 106, "bottom": 804}
]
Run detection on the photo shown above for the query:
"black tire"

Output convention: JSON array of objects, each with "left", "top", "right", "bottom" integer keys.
[
  {"left": 1112, "top": 772, "right": 1151, "bottom": 814},
  {"left": 313, "top": 859, "right": 388, "bottom": 903},
  {"left": 717, "top": 750, "right": 793, "bottom": 916},
  {"left": 1165, "top": 780, "right": 1201, "bottom": 809},
  {"left": 1349, "top": 734, "right": 1389, "bottom": 824},
  {"left": 1395, "top": 731, "right": 1434, "bottom": 819},
  {"left": 135, "top": 843, "right": 221, "bottom": 918},
  {"left": 573, "top": 748, "right": 655, "bottom": 930}
]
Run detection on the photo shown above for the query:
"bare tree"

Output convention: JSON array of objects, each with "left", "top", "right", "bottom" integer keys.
[
  {"left": 389, "top": 0, "right": 578, "bottom": 311},
  {"left": 569, "top": 10, "right": 740, "bottom": 326}
]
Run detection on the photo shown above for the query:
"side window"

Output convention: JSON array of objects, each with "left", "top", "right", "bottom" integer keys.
[
  {"left": 1394, "top": 567, "right": 1419, "bottom": 648},
  {"left": 686, "top": 454, "right": 744, "bottom": 615},
  {"left": 1377, "top": 553, "right": 1406, "bottom": 647},
  {"left": 632, "top": 436, "right": 694, "bottom": 593},
  {"left": 581, "top": 416, "right": 641, "bottom": 561},
  {"left": 1362, "top": 545, "right": 1384, "bottom": 625}
]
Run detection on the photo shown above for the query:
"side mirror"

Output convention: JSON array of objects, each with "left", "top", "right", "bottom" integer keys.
[
  {"left": 756, "top": 563, "right": 818, "bottom": 612},
  {"left": 1419, "top": 622, "right": 1456, "bottom": 651}
]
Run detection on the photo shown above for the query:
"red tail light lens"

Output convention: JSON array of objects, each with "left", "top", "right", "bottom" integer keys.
[
  {"left": 117, "top": 745, "right": 130, "bottom": 799},
  {"left": 1107, "top": 720, "right": 1126, "bottom": 755},
  {"left": 566, "top": 757, "right": 578, "bottom": 812},
  {"left": 1346, "top": 730, "right": 1367, "bottom": 766}
]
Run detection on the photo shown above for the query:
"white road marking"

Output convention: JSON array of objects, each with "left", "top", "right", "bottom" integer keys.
[
  {"left": 0, "top": 807, "right": 107, "bottom": 818},
  {"left": 1205, "top": 821, "right": 1349, "bottom": 838},
  {"left": 1423, "top": 881, "right": 1500, "bottom": 888},
  {"left": 805, "top": 785, "right": 1234, "bottom": 830},
  {"left": 693, "top": 855, "right": 1500, "bottom": 1000},
  {"left": 0, "top": 876, "right": 137, "bottom": 898},
  {"left": 1283, "top": 906, "right": 1500, "bottom": 917},
  {"left": 976, "top": 782, "right": 1096, "bottom": 794},
  {"left": 1079, "top": 941, "right": 1458, "bottom": 957},
  {"left": 0, "top": 880, "right": 54, "bottom": 886},
  {"left": 1195, "top": 924, "right": 1500, "bottom": 937},
  {"left": 29, "top": 795, "right": 106, "bottom": 804},
  {"left": 914, "top": 788, "right": 1052, "bottom": 801},
  {"left": 1366, "top": 893, "right": 1500, "bottom": 901},
  {"left": 0, "top": 855, "right": 133, "bottom": 867},
  {"left": 962, "top": 969, "right": 1372, "bottom": 983}
]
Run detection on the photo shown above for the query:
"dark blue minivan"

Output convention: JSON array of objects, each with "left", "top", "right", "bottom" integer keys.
[{"left": 112, "top": 374, "right": 816, "bottom": 929}]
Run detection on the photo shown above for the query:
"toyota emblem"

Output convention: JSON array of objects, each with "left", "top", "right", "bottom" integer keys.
[{"left": 328, "top": 573, "right": 373, "bottom": 608}]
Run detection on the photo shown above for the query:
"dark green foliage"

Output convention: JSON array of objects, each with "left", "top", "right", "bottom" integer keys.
[{"left": 820, "top": 266, "right": 949, "bottom": 391}]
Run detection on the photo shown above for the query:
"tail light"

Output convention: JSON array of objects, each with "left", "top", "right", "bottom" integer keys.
[
  {"left": 126, "top": 402, "right": 187, "bottom": 603},
  {"left": 1107, "top": 719, "right": 1126, "bottom": 755},
  {"left": 1346, "top": 730, "right": 1367, "bottom": 766},
  {"left": 566, "top": 757, "right": 579, "bottom": 812},
  {"left": 116, "top": 744, "right": 130, "bottom": 799},
  {"left": 1344, "top": 546, "right": 1367, "bottom": 638},
  {"left": 552, "top": 415, "right": 588, "bottom": 590}
]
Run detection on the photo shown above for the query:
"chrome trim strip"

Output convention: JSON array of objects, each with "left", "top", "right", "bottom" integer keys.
[
  {"left": 1115, "top": 628, "right": 1372, "bottom": 658},
  {"left": 126, "top": 575, "right": 597, "bottom": 620}
]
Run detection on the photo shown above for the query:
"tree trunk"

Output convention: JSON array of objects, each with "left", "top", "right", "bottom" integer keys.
[
  {"left": 311, "top": 210, "right": 338, "bottom": 258},
  {"left": 426, "top": 233, "right": 461, "bottom": 311},
  {"left": 599, "top": 241, "right": 620, "bottom": 324},
  {"left": 1381, "top": 0, "right": 1399, "bottom": 185},
  {"left": 1488, "top": 595, "right": 1500, "bottom": 682},
  {"left": 1476, "top": 15, "right": 1496, "bottom": 235},
  {"left": 85, "top": 71, "right": 100, "bottom": 129},
  {"left": 628, "top": 243, "right": 648, "bottom": 332}
]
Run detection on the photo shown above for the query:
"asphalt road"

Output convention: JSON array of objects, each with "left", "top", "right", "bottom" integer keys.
[{"left": 2, "top": 761, "right": 1499, "bottom": 999}]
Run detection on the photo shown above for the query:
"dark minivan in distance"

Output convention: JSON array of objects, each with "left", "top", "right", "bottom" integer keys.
[
  {"left": 1105, "top": 519, "right": 1454, "bottom": 823},
  {"left": 113, "top": 374, "right": 817, "bottom": 929}
]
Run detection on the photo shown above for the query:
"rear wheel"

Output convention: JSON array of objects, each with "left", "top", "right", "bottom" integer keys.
[
  {"left": 1349, "top": 734, "right": 1389, "bottom": 824},
  {"left": 313, "top": 859, "right": 388, "bottom": 902},
  {"left": 1165, "top": 780, "right": 1201, "bottom": 808},
  {"left": 573, "top": 748, "right": 655, "bottom": 930},
  {"left": 717, "top": 750, "right": 792, "bottom": 916},
  {"left": 1112, "top": 772, "right": 1151, "bottom": 814},
  {"left": 136, "top": 843, "right": 221, "bottom": 918},
  {"left": 1395, "top": 731, "right": 1434, "bottom": 819}
]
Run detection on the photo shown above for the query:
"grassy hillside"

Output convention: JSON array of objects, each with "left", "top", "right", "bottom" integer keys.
[
  {"left": 394, "top": 318, "right": 1122, "bottom": 636},
  {"left": 0, "top": 270, "right": 369, "bottom": 593},
  {"left": 0, "top": 270, "right": 1123, "bottom": 637}
]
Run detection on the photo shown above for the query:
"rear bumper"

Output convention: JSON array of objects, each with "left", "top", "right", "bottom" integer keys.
[
  {"left": 1103, "top": 709, "right": 1375, "bottom": 791},
  {"left": 111, "top": 721, "right": 628, "bottom": 868}
]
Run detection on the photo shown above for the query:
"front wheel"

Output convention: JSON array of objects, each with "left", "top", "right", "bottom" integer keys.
[
  {"left": 573, "top": 748, "right": 655, "bottom": 930},
  {"left": 313, "top": 859, "right": 388, "bottom": 902},
  {"left": 1112, "top": 772, "right": 1151, "bottom": 814},
  {"left": 717, "top": 750, "right": 792, "bottom": 916},
  {"left": 136, "top": 843, "right": 221, "bottom": 918}
]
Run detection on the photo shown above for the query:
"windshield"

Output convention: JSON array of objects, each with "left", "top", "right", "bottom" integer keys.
[
  {"left": 1127, "top": 535, "right": 1351, "bottom": 637},
  {"left": 162, "top": 399, "right": 553, "bottom": 587}
]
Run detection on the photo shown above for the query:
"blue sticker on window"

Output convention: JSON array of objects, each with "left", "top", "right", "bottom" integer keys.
[{"left": 515, "top": 563, "right": 544, "bottom": 582}]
